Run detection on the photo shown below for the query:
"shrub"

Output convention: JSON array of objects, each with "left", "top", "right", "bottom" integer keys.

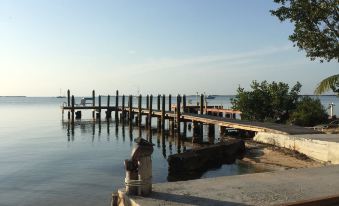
[
  {"left": 289, "top": 96, "right": 328, "bottom": 127},
  {"left": 231, "top": 80, "right": 301, "bottom": 123}
]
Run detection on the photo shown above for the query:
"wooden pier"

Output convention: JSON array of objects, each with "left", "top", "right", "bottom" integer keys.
[{"left": 61, "top": 90, "right": 321, "bottom": 137}]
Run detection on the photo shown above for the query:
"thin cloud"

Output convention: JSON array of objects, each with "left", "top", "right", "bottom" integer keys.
[{"left": 111, "top": 45, "right": 293, "bottom": 76}]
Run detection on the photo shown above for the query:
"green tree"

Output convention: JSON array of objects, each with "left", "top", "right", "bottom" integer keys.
[
  {"left": 314, "top": 74, "right": 339, "bottom": 95},
  {"left": 289, "top": 96, "right": 328, "bottom": 126},
  {"left": 231, "top": 81, "right": 301, "bottom": 122},
  {"left": 271, "top": 0, "right": 339, "bottom": 62},
  {"left": 271, "top": 0, "right": 338, "bottom": 95}
]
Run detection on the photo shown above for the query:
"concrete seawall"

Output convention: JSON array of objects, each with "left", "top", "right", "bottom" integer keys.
[
  {"left": 115, "top": 132, "right": 339, "bottom": 205},
  {"left": 254, "top": 132, "right": 339, "bottom": 164}
]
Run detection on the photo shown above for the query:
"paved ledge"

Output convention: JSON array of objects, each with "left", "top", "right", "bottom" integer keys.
[
  {"left": 122, "top": 166, "right": 339, "bottom": 206},
  {"left": 254, "top": 133, "right": 339, "bottom": 163}
]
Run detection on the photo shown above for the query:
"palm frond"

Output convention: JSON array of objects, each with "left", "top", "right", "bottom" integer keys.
[{"left": 314, "top": 74, "right": 339, "bottom": 95}]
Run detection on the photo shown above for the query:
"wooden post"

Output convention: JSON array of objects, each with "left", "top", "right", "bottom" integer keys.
[
  {"left": 71, "top": 95, "right": 75, "bottom": 123},
  {"left": 67, "top": 89, "right": 71, "bottom": 119},
  {"left": 168, "top": 94, "right": 173, "bottom": 135},
  {"left": 135, "top": 116, "right": 139, "bottom": 126},
  {"left": 157, "top": 95, "right": 161, "bottom": 130},
  {"left": 122, "top": 95, "right": 125, "bottom": 120},
  {"left": 208, "top": 124, "right": 215, "bottom": 144},
  {"left": 97, "top": 95, "right": 101, "bottom": 120},
  {"left": 99, "top": 116, "right": 102, "bottom": 134},
  {"left": 115, "top": 90, "right": 119, "bottom": 120},
  {"left": 176, "top": 95, "right": 181, "bottom": 134},
  {"left": 193, "top": 121, "right": 199, "bottom": 137},
  {"left": 182, "top": 95, "right": 187, "bottom": 137},
  {"left": 182, "top": 95, "right": 187, "bottom": 138},
  {"left": 127, "top": 95, "right": 130, "bottom": 120},
  {"left": 149, "top": 95, "right": 153, "bottom": 129},
  {"left": 71, "top": 119, "right": 75, "bottom": 138},
  {"left": 129, "top": 95, "right": 133, "bottom": 121},
  {"left": 192, "top": 121, "right": 203, "bottom": 143},
  {"left": 208, "top": 124, "right": 215, "bottom": 137},
  {"left": 129, "top": 119, "right": 133, "bottom": 142},
  {"left": 168, "top": 94, "right": 172, "bottom": 111},
  {"left": 146, "top": 95, "right": 150, "bottom": 110},
  {"left": 182, "top": 95, "right": 186, "bottom": 113},
  {"left": 146, "top": 95, "right": 149, "bottom": 127},
  {"left": 147, "top": 125, "right": 153, "bottom": 142},
  {"left": 157, "top": 95, "right": 161, "bottom": 111},
  {"left": 220, "top": 126, "right": 226, "bottom": 136},
  {"left": 161, "top": 95, "right": 165, "bottom": 131},
  {"left": 67, "top": 90, "right": 71, "bottom": 106},
  {"left": 92, "top": 90, "right": 96, "bottom": 119},
  {"left": 170, "top": 116, "right": 175, "bottom": 135},
  {"left": 200, "top": 94, "right": 204, "bottom": 115},
  {"left": 106, "top": 95, "right": 111, "bottom": 119},
  {"left": 138, "top": 94, "right": 142, "bottom": 126}
]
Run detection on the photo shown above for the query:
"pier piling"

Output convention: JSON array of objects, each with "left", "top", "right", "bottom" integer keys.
[
  {"left": 71, "top": 95, "right": 75, "bottom": 123},
  {"left": 149, "top": 95, "right": 153, "bottom": 129},
  {"left": 115, "top": 90, "right": 119, "bottom": 121},
  {"left": 157, "top": 95, "right": 161, "bottom": 130},
  {"left": 161, "top": 95, "right": 166, "bottom": 131},
  {"left": 168, "top": 94, "right": 172, "bottom": 111},
  {"left": 67, "top": 90, "right": 71, "bottom": 119},
  {"left": 97, "top": 95, "right": 102, "bottom": 120},
  {"left": 122, "top": 95, "right": 125, "bottom": 120},
  {"left": 61, "top": 91, "right": 254, "bottom": 140},
  {"left": 176, "top": 95, "right": 181, "bottom": 134},
  {"left": 146, "top": 95, "right": 149, "bottom": 127},
  {"left": 182, "top": 95, "right": 187, "bottom": 137},
  {"left": 106, "top": 95, "right": 112, "bottom": 119},
  {"left": 208, "top": 124, "right": 215, "bottom": 137},
  {"left": 92, "top": 90, "right": 96, "bottom": 119},
  {"left": 138, "top": 94, "right": 142, "bottom": 126},
  {"left": 220, "top": 126, "right": 226, "bottom": 136},
  {"left": 200, "top": 94, "right": 204, "bottom": 115},
  {"left": 129, "top": 95, "right": 133, "bottom": 121}
]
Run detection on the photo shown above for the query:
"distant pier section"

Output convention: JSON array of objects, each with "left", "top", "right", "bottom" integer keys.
[{"left": 61, "top": 90, "right": 321, "bottom": 136}]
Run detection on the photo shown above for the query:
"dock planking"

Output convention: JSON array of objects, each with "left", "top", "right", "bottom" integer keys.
[{"left": 61, "top": 90, "right": 322, "bottom": 136}]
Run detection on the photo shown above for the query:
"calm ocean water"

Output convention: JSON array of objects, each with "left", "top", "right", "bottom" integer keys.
[{"left": 0, "top": 95, "right": 337, "bottom": 206}]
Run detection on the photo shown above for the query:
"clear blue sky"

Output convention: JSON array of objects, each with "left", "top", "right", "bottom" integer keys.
[{"left": 0, "top": 0, "right": 337, "bottom": 96}]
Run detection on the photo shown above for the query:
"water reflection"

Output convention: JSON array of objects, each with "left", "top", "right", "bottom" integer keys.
[
  {"left": 61, "top": 118, "right": 195, "bottom": 160},
  {"left": 61, "top": 117, "right": 262, "bottom": 183}
]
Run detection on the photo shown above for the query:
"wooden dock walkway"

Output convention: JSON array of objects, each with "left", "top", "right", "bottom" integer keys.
[{"left": 61, "top": 90, "right": 321, "bottom": 136}]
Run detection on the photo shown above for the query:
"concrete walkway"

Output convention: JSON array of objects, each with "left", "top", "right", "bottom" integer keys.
[{"left": 126, "top": 165, "right": 339, "bottom": 206}]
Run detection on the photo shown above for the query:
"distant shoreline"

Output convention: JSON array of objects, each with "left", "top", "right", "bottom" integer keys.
[
  {"left": 301, "top": 94, "right": 337, "bottom": 97},
  {"left": 0, "top": 96, "right": 26, "bottom": 97},
  {"left": 0, "top": 94, "right": 336, "bottom": 98}
]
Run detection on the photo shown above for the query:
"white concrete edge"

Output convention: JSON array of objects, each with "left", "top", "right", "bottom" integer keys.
[{"left": 253, "top": 132, "right": 339, "bottom": 164}]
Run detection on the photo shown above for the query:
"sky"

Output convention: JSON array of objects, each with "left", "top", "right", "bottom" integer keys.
[{"left": 0, "top": 0, "right": 337, "bottom": 96}]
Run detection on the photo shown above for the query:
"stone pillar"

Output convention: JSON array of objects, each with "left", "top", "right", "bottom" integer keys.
[{"left": 124, "top": 138, "right": 154, "bottom": 196}]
